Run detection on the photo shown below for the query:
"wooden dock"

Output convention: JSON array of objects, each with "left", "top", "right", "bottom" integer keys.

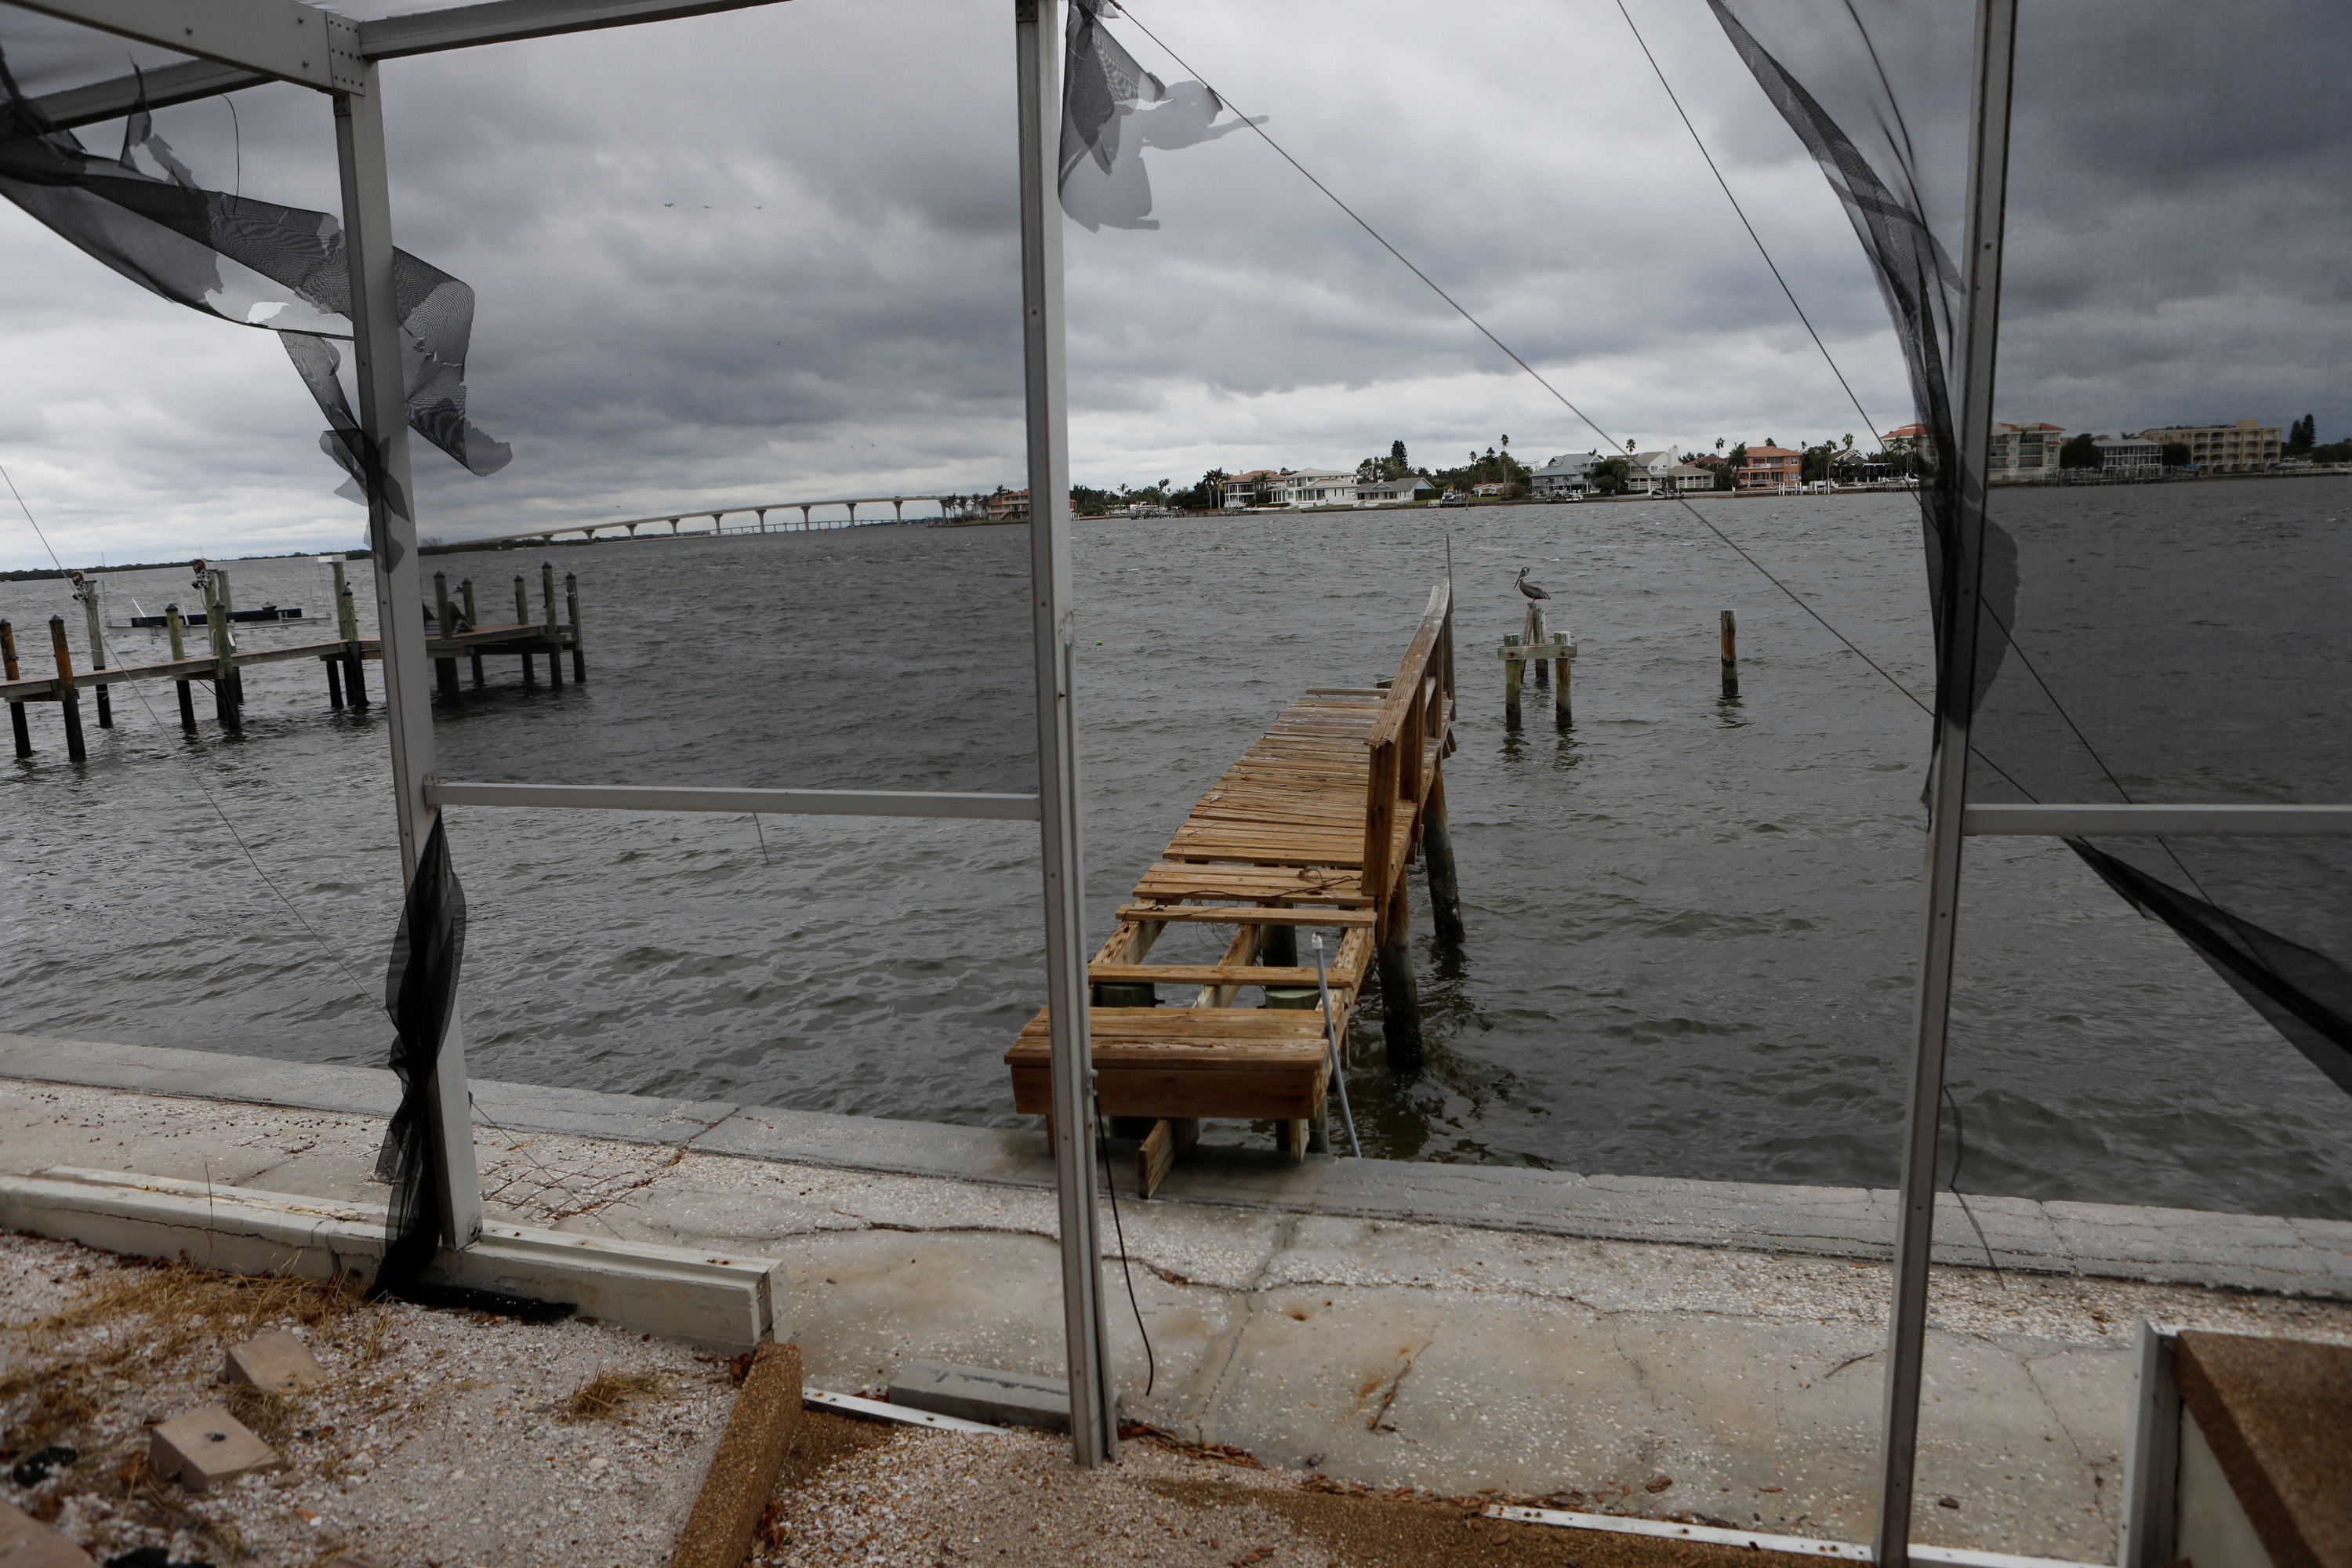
[
  {"left": 2, "top": 561, "right": 584, "bottom": 764},
  {"left": 1005, "top": 581, "right": 1464, "bottom": 1192}
]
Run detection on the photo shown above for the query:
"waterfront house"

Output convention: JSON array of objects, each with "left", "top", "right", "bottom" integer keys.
[
  {"left": 1530, "top": 452, "right": 1601, "bottom": 499},
  {"left": 1737, "top": 444, "right": 1802, "bottom": 491}
]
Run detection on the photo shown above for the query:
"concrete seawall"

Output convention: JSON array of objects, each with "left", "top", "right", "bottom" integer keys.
[{"left": 5, "top": 1032, "right": 2350, "bottom": 1563}]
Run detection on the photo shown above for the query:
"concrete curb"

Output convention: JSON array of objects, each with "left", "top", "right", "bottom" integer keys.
[{"left": 4, "top": 1032, "right": 2347, "bottom": 1298}]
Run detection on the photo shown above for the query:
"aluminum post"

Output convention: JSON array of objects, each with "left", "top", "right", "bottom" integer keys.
[
  {"left": 335, "top": 62, "right": 484, "bottom": 1252},
  {"left": 1871, "top": 2, "right": 2015, "bottom": 1563},
  {"left": 1015, "top": 0, "right": 1116, "bottom": 1468}
]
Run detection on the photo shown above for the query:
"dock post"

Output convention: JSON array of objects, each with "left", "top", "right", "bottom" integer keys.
[
  {"left": 565, "top": 572, "right": 586, "bottom": 681},
  {"left": 1502, "top": 633, "right": 1523, "bottom": 726},
  {"left": 1526, "top": 604, "right": 1548, "bottom": 689},
  {"left": 1421, "top": 772, "right": 1467, "bottom": 946},
  {"left": 540, "top": 561, "right": 562, "bottom": 688},
  {"left": 47, "top": 616, "right": 85, "bottom": 762},
  {"left": 337, "top": 583, "right": 368, "bottom": 707},
  {"left": 207, "top": 600, "right": 239, "bottom": 730},
  {"left": 162, "top": 604, "right": 197, "bottom": 728},
  {"left": 75, "top": 575, "right": 112, "bottom": 728},
  {"left": 431, "top": 572, "right": 459, "bottom": 697},
  {"left": 212, "top": 568, "right": 245, "bottom": 706},
  {"left": 461, "top": 579, "right": 485, "bottom": 685},
  {"left": 326, "top": 652, "right": 345, "bottom": 708},
  {"left": 1376, "top": 881, "right": 1424, "bottom": 1073},
  {"left": 1554, "top": 636, "right": 1573, "bottom": 724},
  {"left": 1720, "top": 609, "right": 1740, "bottom": 699},
  {"left": 514, "top": 574, "right": 535, "bottom": 684},
  {"left": 1, "top": 619, "right": 29, "bottom": 757}
]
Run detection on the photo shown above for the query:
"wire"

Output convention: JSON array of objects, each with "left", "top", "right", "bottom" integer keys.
[
  {"left": 1940, "top": 1083, "right": 2004, "bottom": 1287},
  {"left": 1094, "top": 1116, "right": 1156, "bottom": 1397},
  {"left": 1610, "top": 0, "right": 1883, "bottom": 445},
  {"left": 225, "top": 96, "right": 241, "bottom": 201}
]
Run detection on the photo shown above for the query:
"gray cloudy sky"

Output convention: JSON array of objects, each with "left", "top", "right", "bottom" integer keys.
[{"left": 1, "top": 0, "right": 2340, "bottom": 568}]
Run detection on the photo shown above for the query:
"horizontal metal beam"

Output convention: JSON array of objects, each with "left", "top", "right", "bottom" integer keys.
[
  {"left": 27, "top": 0, "right": 794, "bottom": 129},
  {"left": 360, "top": 0, "right": 793, "bottom": 60},
  {"left": 1962, "top": 804, "right": 2352, "bottom": 838},
  {"left": 12, "top": 0, "right": 359, "bottom": 92},
  {"left": 425, "top": 779, "right": 1043, "bottom": 822},
  {"left": 32, "top": 56, "right": 268, "bottom": 129}
]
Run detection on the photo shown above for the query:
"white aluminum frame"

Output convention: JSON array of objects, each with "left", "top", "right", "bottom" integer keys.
[{"left": 20, "top": 0, "right": 1114, "bottom": 1460}]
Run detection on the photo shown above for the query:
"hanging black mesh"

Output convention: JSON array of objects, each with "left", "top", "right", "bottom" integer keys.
[
  {"left": 0, "top": 43, "right": 509, "bottom": 506},
  {"left": 378, "top": 815, "right": 466, "bottom": 1298},
  {"left": 1712, "top": 1, "right": 2352, "bottom": 1100}
]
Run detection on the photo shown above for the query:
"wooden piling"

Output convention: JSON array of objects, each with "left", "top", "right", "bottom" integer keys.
[
  {"left": 211, "top": 569, "right": 244, "bottom": 706},
  {"left": 1, "top": 619, "right": 29, "bottom": 757},
  {"left": 1554, "top": 638, "right": 1573, "bottom": 724},
  {"left": 1376, "top": 880, "right": 1423, "bottom": 1073},
  {"left": 334, "top": 574, "right": 367, "bottom": 707},
  {"left": 1421, "top": 772, "right": 1467, "bottom": 946},
  {"left": 565, "top": 572, "right": 586, "bottom": 682},
  {"left": 514, "top": 574, "right": 535, "bottom": 683},
  {"left": 432, "top": 572, "right": 459, "bottom": 697},
  {"left": 1503, "top": 633, "right": 1523, "bottom": 726},
  {"left": 207, "top": 599, "right": 238, "bottom": 730},
  {"left": 541, "top": 562, "right": 562, "bottom": 688},
  {"left": 462, "top": 579, "right": 485, "bottom": 684},
  {"left": 165, "top": 604, "right": 196, "bottom": 728},
  {"left": 48, "top": 616, "right": 85, "bottom": 762},
  {"left": 326, "top": 652, "right": 345, "bottom": 707},
  {"left": 1720, "top": 609, "right": 1739, "bottom": 699},
  {"left": 1526, "top": 604, "right": 1548, "bottom": 689},
  {"left": 77, "top": 576, "right": 112, "bottom": 729}
]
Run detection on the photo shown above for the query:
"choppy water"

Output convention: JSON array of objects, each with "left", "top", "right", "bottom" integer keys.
[{"left": 5, "top": 495, "right": 2350, "bottom": 1218}]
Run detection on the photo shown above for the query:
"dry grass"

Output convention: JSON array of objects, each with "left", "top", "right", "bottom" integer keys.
[
  {"left": 2, "top": 1259, "right": 377, "bottom": 1562},
  {"left": 563, "top": 1369, "right": 664, "bottom": 1422}
]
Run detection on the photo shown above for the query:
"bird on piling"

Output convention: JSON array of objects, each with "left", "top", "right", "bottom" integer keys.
[{"left": 1515, "top": 567, "right": 1552, "bottom": 601}]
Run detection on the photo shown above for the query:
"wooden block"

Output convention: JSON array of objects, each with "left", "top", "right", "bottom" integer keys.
[
  {"left": 222, "top": 1327, "right": 326, "bottom": 1392},
  {"left": 0, "top": 1500, "right": 96, "bottom": 1567},
  {"left": 150, "top": 1406, "right": 280, "bottom": 1492},
  {"left": 1138, "top": 1119, "right": 1177, "bottom": 1198},
  {"left": 667, "top": 1341, "right": 803, "bottom": 1568}
]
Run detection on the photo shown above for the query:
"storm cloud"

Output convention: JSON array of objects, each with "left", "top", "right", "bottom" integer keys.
[{"left": 0, "top": 0, "right": 2340, "bottom": 566}]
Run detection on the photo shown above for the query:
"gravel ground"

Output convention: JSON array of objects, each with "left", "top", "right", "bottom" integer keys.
[
  {"left": 753, "top": 1417, "right": 1843, "bottom": 1568},
  {"left": 0, "top": 1232, "right": 735, "bottom": 1566}
]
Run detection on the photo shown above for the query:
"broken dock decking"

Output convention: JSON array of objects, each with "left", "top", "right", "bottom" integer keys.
[{"left": 1005, "top": 581, "right": 1464, "bottom": 1192}]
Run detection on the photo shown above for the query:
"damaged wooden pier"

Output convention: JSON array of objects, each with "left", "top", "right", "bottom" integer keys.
[
  {"left": 1006, "top": 581, "right": 1463, "bottom": 1193},
  {"left": 1, "top": 561, "right": 585, "bottom": 764}
]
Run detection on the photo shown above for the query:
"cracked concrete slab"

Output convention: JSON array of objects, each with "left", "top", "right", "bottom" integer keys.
[
  {"left": 9, "top": 1052, "right": 2352, "bottom": 1565},
  {"left": 3, "top": 1033, "right": 2347, "bottom": 1297}
]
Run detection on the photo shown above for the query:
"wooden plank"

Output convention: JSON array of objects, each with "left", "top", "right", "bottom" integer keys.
[
  {"left": 1137, "top": 1117, "right": 1198, "bottom": 1199},
  {"left": 1089, "top": 961, "right": 1326, "bottom": 986},
  {"left": 1114, "top": 905, "right": 1373, "bottom": 928},
  {"left": 1008, "top": 1065, "right": 1327, "bottom": 1120},
  {"left": 1131, "top": 863, "right": 1367, "bottom": 904}
]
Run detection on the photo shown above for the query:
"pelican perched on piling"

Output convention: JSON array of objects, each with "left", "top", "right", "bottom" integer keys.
[{"left": 1515, "top": 567, "right": 1552, "bottom": 601}]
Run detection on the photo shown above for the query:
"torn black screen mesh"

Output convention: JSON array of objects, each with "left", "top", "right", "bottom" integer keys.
[
  {"left": 0, "top": 42, "right": 508, "bottom": 499},
  {"left": 379, "top": 815, "right": 465, "bottom": 1294},
  {"left": 1713, "top": 1, "right": 2352, "bottom": 1101}
]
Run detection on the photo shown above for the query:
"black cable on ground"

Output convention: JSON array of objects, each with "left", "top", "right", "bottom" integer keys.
[{"left": 1095, "top": 1115, "right": 1156, "bottom": 1398}]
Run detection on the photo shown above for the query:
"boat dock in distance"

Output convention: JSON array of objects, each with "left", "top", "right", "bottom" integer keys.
[
  {"left": 1, "top": 560, "right": 584, "bottom": 764},
  {"left": 1006, "top": 581, "right": 1465, "bottom": 1195}
]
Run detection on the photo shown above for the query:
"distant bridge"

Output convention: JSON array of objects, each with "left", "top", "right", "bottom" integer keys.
[{"left": 453, "top": 494, "right": 975, "bottom": 550}]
